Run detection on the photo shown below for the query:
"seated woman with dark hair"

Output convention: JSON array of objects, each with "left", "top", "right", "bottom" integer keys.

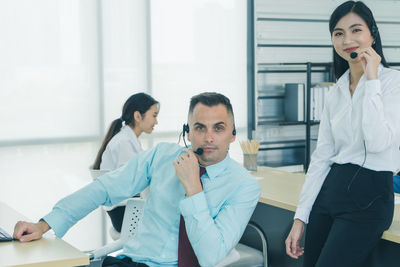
[{"left": 93, "top": 92, "right": 159, "bottom": 237}]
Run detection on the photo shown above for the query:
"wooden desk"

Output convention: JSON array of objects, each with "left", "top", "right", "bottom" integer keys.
[
  {"left": 253, "top": 166, "right": 400, "bottom": 244},
  {"left": 0, "top": 202, "right": 89, "bottom": 267}
]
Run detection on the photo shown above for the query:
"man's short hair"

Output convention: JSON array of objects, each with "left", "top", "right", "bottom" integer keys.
[{"left": 188, "top": 92, "right": 235, "bottom": 121}]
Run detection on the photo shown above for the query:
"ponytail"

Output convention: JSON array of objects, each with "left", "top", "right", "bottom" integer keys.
[
  {"left": 92, "top": 92, "right": 159, "bottom": 170},
  {"left": 92, "top": 118, "right": 123, "bottom": 170}
]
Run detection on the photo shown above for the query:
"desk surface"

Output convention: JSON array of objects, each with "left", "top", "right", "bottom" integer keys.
[
  {"left": 253, "top": 166, "right": 400, "bottom": 244},
  {"left": 0, "top": 202, "right": 89, "bottom": 267}
]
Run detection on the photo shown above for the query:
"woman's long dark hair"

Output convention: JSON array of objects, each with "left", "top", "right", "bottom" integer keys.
[
  {"left": 329, "top": 1, "right": 389, "bottom": 80},
  {"left": 93, "top": 92, "right": 159, "bottom": 169}
]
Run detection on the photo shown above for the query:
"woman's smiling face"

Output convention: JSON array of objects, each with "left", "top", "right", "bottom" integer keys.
[{"left": 331, "top": 12, "right": 374, "bottom": 63}]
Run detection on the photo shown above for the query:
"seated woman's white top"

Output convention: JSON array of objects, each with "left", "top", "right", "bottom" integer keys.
[
  {"left": 100, "top": 124, "right": 150, "bottom": 205},
  {"left": 100, "top": 125, "right": 143, "bottom": 170}
]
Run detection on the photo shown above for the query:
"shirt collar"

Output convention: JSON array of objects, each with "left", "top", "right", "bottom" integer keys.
[
  {"left": 201, "top": 153, "right": 230, "bottom": 180},
  {"left": 122, "top": 125, "right": 141, "bottom": 147},
  {"left": 336, "top": 63, "right": 384, "bottom": 99},
  {"left": 185, "top": 146, "right": 230, "bottom": 180}
]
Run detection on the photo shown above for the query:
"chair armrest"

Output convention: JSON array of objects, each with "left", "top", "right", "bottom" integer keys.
[
  {"left": 90, "top": 238, "right": 126, "bottom": 259},
  {"left": 247, "top": 221, "right": 268, "bottom": 266}
]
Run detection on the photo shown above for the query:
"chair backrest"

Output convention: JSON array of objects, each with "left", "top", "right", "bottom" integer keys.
[
  {"left": 89, "top": 167, "right": 109, "bottom": 179},
  {"left": 120, "top": 198, "right": 145, "bottom": 239}
]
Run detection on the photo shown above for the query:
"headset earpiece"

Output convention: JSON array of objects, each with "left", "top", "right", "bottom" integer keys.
[
  {"left": 183, "top": 124, "right": 189, "bottom": 135},
  {"left": 371, "top": 25, "right": 378, "bottom": 40},
  {"left": 232, "top": 128, "right": 236, "bottom": 136}
]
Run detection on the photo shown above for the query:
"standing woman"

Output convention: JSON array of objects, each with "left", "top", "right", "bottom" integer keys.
[
  {"left": 285, "top": 1, "right": 400, "bottom": 266},
  {"left": 93, "top": 92, "right": 159, "bottom": 236}
]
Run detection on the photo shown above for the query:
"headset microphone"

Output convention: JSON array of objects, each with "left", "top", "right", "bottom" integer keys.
[
  {"left": 350, "top": 52, "right": 358, "bottom": 59},
  {"left": 182, "top": 124, "right": 203, "bottom": 155},
  {"left": 194, "top": 148, "right": 203, "bottom": 155}
]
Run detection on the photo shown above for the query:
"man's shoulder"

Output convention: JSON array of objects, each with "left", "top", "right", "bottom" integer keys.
[
  {"left": 153, "top": 142, "right": 183, "bottom": 156},
  {"left": 226, "top": 158, "right": 259, "bottom": 185},
  {"left": 221, "top": 158, "right": 261, "bottom": 200}
]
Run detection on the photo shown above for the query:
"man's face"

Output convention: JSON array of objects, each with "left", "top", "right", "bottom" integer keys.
[{"left": 187, "top": 103, "right": 236, "bottom": 166}]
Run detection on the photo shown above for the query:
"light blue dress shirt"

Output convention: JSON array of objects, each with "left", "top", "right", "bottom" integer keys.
[{"left": 43, "top": 142, "right": 261, "bottom": 267}]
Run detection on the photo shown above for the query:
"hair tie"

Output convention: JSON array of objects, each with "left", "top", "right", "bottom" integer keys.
[{"left": 119, "top": 116, "right": 124, "bottom": 122}]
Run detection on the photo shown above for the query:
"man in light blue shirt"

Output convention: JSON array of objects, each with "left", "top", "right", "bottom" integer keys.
[{"left": 13, "top": 92, "right": 261, "bottom": 267}]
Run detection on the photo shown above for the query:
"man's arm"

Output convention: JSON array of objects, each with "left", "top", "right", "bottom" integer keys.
[
  {"left": 174, "top": 151, "right": 261, "bottom": 266},
  {"left": 181, "top": 178, "right": 260, "bottom": 266},
  {"left": 17, "top": 146, "right": 158, "bottom": 240}
]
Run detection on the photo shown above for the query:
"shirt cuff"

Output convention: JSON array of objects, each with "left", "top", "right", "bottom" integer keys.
[
  {"left": 365, "top": 80, "right": 381, "bottom": 97},
  {"left": 179, "top": 191, "right": 208, "bottom": 217},
  {"left": 41, "top": 210, "right": 69, "bottom": 238},
  {"left": 294, "top": 207, "right": 310, "bottom": 224}
]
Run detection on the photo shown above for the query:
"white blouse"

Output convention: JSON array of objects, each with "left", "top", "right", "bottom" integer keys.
[
  {"left": 295, "top": 64, "right": 400, "bottom": 224},
  {"left": 100, "top": 125, "right": 143, "bottom": 171}
]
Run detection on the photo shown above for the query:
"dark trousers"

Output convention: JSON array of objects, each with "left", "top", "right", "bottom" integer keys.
[
  {"left": 107, "top": 206, "right": 126, "bottom": 233},
  {"left": 102, "top": 256, "right": 148, "bottom": 267},
  {"left": 304, "top": 163, "right": 394, "bottom": 267}
]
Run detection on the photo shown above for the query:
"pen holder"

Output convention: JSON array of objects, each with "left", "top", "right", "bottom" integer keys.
[{"left": 243, "top": 153, "right": 258, "bottom": 171}]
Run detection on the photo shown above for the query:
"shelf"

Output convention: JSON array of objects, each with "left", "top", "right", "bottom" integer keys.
[
  {"left": 257, "top": 161, "right": 305, "bottom": 168},
  {"left": 253, "top": 62, "right": 333, "bottom": 170},
  {"left": 260, "top": 139, "right": 305, "bottom": 147},
  {"left": 257, "top": 95, "right": 284, "bottom": 99},
  {"left": 257, "top": 44, "right": 331, "bottom": 48},
  {"left": 249, "top": 2, "right": 334, "bottom": 170},
  {"left": 257, "top": 64, "right": 331, "bottom": 73},
  {"left": 257, "top": 121, "right": 306, "bottom": 126},
  {"left": 309, "top": 121, "right": 320, "bottom": 126}
]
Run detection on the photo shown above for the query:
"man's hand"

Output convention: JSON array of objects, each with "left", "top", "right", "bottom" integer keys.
[
  {"left": 285, "top": 219, "right": 305, "bottom": 259},
  {"left": 173, "top": 148, "right": 202, "bottom": 197},
  {"left": 13, "top": 220, "right": 50, "bottom": 242}
]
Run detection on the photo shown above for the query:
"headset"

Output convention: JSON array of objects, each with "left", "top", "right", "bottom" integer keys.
[
  {"left": 350, "top": 24, "right": 379, "bottom": 59},
  {"left": 181, "top": 123, "right": 236, "bottom": 155}
]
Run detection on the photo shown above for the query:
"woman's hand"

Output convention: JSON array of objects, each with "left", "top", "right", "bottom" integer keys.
[
  {"left": 359, "top": 47, "right": 381, "bottom": 80},
  {"left": 285, "top": 219, "right": 305, "bottom": 259}
]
